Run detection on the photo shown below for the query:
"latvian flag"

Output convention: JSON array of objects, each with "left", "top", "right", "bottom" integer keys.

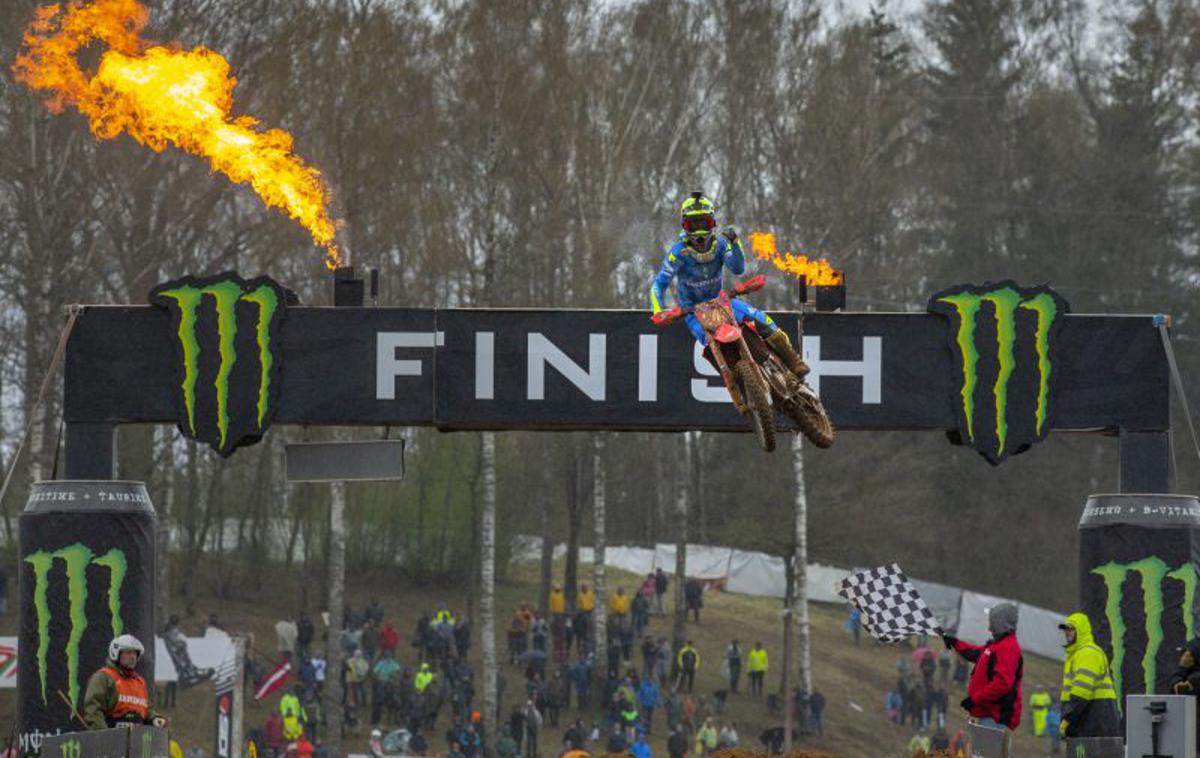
[{"left": 254, "top": 660, "right": 291, "bottom": 700}]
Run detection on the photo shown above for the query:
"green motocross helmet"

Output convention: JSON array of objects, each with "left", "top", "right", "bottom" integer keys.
[{"left": 681, "top": 191, "right": 717, "bottom": 261}]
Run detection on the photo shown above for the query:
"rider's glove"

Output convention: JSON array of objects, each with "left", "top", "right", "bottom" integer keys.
[
  {"left": 721, "top": 225, "right": 740, "bottom": 241},
  {"left": 942, "top": 634, "right": 957, "bottom": 651},
  {"left": 651, "top": 308, "right": 681, "bottom": 327}
]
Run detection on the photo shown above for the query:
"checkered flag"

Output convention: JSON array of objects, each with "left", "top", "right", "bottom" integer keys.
[{"left": 839, "top": 564, "right": 943, "bottom": 643}]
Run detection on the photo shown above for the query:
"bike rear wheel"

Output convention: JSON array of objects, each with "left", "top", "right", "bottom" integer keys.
[{"left": 736, "top": 360, "right": 776, "bottom": 452}]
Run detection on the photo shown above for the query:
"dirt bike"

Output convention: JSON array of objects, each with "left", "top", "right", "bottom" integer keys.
[{"left": 651, "top": 274, "right": 835, "bottom": 452}]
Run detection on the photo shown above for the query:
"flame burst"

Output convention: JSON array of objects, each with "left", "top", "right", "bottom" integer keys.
[
  {"left": 13, "top": 0, "right": 342, "bottom": 269},
  {"left": 748, "top": 231, "right": 843, "bottom": 285}
]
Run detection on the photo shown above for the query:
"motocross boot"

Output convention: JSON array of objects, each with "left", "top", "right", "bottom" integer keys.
[{"left": 765, "top": 330, "right": 810, "bottom": 380}]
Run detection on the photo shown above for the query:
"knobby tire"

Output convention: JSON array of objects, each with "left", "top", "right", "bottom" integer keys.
[
  {"left": 737, "top": 360, "right": 776, "bottom": 452},
  {"left": 782, "top": 383, "right": 835, "bottom": 449}
]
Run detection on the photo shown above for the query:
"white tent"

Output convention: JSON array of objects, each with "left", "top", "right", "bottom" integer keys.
[
  {"left": 957, "top": 590, "right": 1064, "bottom": 661},
  {"left": 512, "top": 535, "right": 1067, "bottom": 660}
]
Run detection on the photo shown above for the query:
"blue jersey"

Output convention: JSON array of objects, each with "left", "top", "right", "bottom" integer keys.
[
  {"left": 649, "top": 233, "right": 778, "bottom": 344},
  {"left": 650, "top": 233, "right": 746, "bottom": 312}
]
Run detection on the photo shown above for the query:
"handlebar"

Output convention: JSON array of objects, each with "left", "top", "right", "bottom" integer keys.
[
  {"left": 650, "top": 276, "right": 765, "bottom": 327},
  {"left": 734, "top": 274, "right": 766, "bottom": 295}
]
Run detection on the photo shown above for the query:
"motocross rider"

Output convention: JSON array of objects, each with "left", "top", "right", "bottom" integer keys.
[{"left": 650, "top": 191, "right": 809, "bottom": 380}]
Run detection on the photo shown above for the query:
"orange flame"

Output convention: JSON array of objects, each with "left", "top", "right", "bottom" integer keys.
[
  {"left": 747, "top": 231, "right": 843, "bottom": 285},
  {"left": 13, "top": 0, "right": 342, "bottom": 269}
]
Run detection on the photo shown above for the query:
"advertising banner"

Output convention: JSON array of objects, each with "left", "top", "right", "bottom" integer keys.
[
  {"left": 17, "top": 481, "right": 156, "bottom": 756},
  {"left": 1078, "top": 493, "right": 1200, "bottom": 699},
  {"left": 214, "top": 685, "right": 233, "bottom": 758},
  {"left": 65, "top": 297, "right": 1168, "bottom": 437}
]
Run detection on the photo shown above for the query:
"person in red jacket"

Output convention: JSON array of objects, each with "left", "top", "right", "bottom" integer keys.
[
  {"left": 265, "top": 710, "right": 285, "bottom": 756},
  {"left": 942, "top": 602, "right": 1023, "bottom": 731},
  {"left": 380, "top": 620, "right": 400, "bottom": 655}
]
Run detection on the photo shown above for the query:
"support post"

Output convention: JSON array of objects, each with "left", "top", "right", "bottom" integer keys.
[
  {"left": 593, "top": 434, "right": 607, "bottom": 678},
  {"left": 1118, "top": 429, "right": 1170, "bottom": 493},
  {"left": 231, "top": 636, "right": 246, "bottom": 758},
  {"left": 785, "top": 435, "right": 812, "bottom": 754},
  {"left": 63, "top": 422, "right": 115, "bottom": 479},
  {"left": 481, "top": 431, "right": 498, "bottom": 757},
  {"left": 672, "top": 434, "right": 690, "bottom": 655},
  {"left": 325, "top": 481, "right": 346, "bottom": 758}
]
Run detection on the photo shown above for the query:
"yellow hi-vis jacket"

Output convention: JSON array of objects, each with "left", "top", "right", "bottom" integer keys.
[
  {"left": 609, "top": 592, "right": 631, "bottom": 616},
  {"left": 549, "top": 589, "right": 566, "bottom": 615},
  {"left": 577, "top": 588, "right": 595, "bottom": 612},
  {"left": 1029, "top": 690, "right": 1052, "bottom": 736},
  {"left": 747, "top": 648, "right": 768, "bottom": 673},
  {"left": 414, "top": 665, "right": 434, "bottom": 693},
  {"left": 1061, "top": 612, "right": 1120, "bottom": 738},
  {"left": 279, "top": 693, "right": 306, "bottom": 740},
  {"left": 1062, "top": 614, "right": 1117, "bottom": 702}
]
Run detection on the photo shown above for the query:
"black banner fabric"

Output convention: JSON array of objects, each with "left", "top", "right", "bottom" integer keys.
[
  {"left": 18, "top": 482, "right": 157, "bottom": 756},
  {"left": 64, "top": 306, "right": 1169, "bottom": 433},
  {"left": 128, "top": 725, "right": 170, "bottom": 758},
  {"left": 927, "top": 282, "right": 1072, "bottom": 464},
  {"left": 41, "top": 727, "right": 168, "bottom": 758},
  {"left": 41, "top": 729, "right": 128, "bottom": 758},
  {"left": 148, "top": 273, "right": 292, "bottom": 457},
  {"left": 1078, "top": 494, "right": 1200, "bottom": 701}
]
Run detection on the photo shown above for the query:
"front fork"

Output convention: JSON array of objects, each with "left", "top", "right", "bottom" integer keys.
[{"left": 708, "top": 336, "right": 758, "bottom": 412}]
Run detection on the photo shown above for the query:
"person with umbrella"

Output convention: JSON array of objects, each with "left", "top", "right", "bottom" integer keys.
[{"left": 518, "top": 648, "right": 548, "bottom": 682}]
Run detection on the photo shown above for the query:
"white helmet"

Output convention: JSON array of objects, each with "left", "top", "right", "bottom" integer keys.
[{"left": 108, "top": 634, "right": 145, "bottom": 665}]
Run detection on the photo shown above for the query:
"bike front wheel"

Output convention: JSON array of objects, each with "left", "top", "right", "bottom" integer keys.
[{"left": 736, "top": 360, "right": 776, "bottom": 452}]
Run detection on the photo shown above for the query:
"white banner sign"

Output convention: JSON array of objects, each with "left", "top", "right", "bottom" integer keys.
[{"left": 0, "top": 630, "right": 235, "bottom": 687}]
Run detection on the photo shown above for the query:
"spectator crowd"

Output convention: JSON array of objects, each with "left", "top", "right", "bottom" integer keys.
[{"left": 247, "top": 569, "right": 826, "bottom": 758}]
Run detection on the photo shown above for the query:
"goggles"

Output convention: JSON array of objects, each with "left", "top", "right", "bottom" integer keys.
[{"left": 683, "top": 215, "right": 715, "bottom": 233}]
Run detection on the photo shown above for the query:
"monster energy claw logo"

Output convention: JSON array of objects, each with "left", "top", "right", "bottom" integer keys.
[
  {"left": 928, "top": 281, "right": 1069, "bottom": 465},
  {"left": 26, "top": 544, "right": 127, "bottom": 712},
  {"left": 1092, "top": 557, "right": 1197, "bottom": 697},
  {"left": 149, "top": 273, "right": 289, "bottom": 457},
  {"left": 60, "top": 738, "right": 80, "bottom": 758}
]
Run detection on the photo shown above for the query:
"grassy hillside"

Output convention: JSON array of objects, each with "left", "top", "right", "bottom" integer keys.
[{"left": 0, "top": 560, "right": 1064, "bottom": 757}]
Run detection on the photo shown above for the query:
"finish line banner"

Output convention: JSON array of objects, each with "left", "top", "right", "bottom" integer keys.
[{"left": 65, "top": 305, "right": 1168, "bottom": 436}]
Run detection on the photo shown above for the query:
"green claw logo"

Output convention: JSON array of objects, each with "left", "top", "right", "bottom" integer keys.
[
  {"left": 60, "top": 738, "right": 80, "bottom": 758},
  {"left": 928, "top": 282, "right": 1069, "bottom": 465},
  {"left": 149, "top": 273, "right": 289, "bottom": 457},
  {"left": 1092, "top": 557, "right": 1196, "bottom": 698},
  {"left": 26, "top": 544, "right": 127, "bottom": 712}
]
